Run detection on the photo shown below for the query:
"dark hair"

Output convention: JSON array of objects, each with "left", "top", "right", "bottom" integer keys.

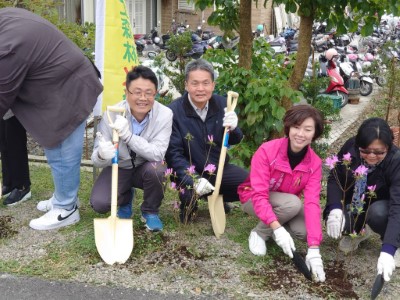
[
  {"left": 185, "top": 58, "right": 214, "bottom": 81},
  {"left": 355, "top": 117, "right": 393, "bottom": 149},
  {"left": 126, "top": 65, "right": 158, "bottom": 90},
  {"left": 283, "top": 104, "right": 324, "bottom": 141}
]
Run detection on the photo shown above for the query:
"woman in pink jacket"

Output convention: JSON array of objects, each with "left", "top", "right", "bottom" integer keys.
[{"left": 238, "top": 104, "right": 326, "bottom": 282}]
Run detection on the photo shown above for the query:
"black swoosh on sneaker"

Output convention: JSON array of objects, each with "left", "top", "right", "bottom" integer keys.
[{"left": 57, "top": 206, "right": 77, "bottom": 221}]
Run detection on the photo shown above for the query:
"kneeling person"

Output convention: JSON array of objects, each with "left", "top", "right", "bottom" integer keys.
[{"left": 90, "top": 66, "right": 173, "bottom": 232}]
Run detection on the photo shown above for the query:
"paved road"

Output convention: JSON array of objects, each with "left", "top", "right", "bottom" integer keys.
[
  {"left": 319, "top": 87, "right": 376, "bottom": 145},
  {"left": 0, "top": 273, "right": 203, "bottom": 300}
]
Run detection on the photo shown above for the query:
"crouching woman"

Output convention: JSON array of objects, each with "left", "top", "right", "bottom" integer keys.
[{"left": 238, "top": 104, "right": 326, "bottom": 282}]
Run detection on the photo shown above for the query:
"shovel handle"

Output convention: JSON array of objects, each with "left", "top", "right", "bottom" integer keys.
[
  {"left": 106, "top": 106, "right": 126, "bottom": 143},
  {"left": 213, "top": 91, "right": 239, "bottom": 195},
  {"left": 226, "top": 91, "right": 238, "bottom": 112},
  {"left": 106, "top": 106, "right": 126, "bottom": 218}
]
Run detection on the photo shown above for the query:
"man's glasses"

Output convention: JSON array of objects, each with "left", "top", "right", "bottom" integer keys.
[
  {"left": 127, "top": 89, "right": 155, "bottom": 99},
  {"left": 359, "top": 148, "right": 387, "bottom": 156}
]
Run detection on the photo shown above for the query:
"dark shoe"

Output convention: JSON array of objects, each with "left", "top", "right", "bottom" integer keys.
[
  {"left": 3, "top": 187, "right": 31, "bottom": 206},
  {"left": 2, "top": 185, "right": 13, "bottom": 198},
  {"left": 224, "top": 202, "right": 234, "bottom": 214}
]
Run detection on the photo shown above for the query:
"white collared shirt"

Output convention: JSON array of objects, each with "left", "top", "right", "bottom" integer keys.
[{"left": 188, "top": 94, "right": 208, "bottom": 122}]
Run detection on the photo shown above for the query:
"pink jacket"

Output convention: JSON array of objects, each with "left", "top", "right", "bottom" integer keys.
[{"left": 238, "top": 138, "right": 323, "bottom": 246}]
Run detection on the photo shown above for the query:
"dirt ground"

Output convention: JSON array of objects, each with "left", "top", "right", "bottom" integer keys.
[{"left": 1, "top": 102, "right": 400, "bottom": 299}]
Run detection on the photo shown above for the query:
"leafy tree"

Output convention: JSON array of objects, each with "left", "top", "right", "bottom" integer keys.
[
  {"left": 203, "top": 39, "right": 301, "bottom": 166},
  {"left": 195, "top": 0, "right": 400, "bottom": 111}
]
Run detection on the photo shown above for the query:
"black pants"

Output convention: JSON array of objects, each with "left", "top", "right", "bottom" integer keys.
[
  {"left": 0, "top": 116, "right": 30, "bottom": 189},
  {"left": 344, "top": 200, "right": 388, "bottom": 239},
  {"left": 90, "top": 161, "right": 166, "bottom": 214},
  {"left": 179, "top": 163, "right": 249, "bottom": 210}
]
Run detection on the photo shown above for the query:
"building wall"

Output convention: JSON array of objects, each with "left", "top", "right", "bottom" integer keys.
[{"left": 160, "top": 0, "right": 273, "bottom": 36}]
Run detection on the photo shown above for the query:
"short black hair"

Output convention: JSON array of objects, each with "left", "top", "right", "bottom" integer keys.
[
  {"left": 283, "top": 104, "right": 324, "bottom": 141},
  {"left": 126, "top": 65, "right": 158, "bottom": 90},
  {"left": 355, "top": 117, "right": 394, "bottom": 150}
]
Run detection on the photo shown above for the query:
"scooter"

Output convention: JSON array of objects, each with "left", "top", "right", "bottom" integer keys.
[
  {"left": 339, "top": 54, "right": 374, "bottom": 96},
  {"left": 319, "top": 55, "right": 349, "bottom": 107}
]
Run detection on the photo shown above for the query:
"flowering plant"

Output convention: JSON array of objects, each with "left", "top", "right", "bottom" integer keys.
[
  {"left": 325, "top": 152, "right": 377, "bottom": 236},
  {"left": 161, "top": 134, "right": 217, "bottom": 224}
]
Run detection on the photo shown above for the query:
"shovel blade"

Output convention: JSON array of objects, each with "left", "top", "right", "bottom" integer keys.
[
  {"left": 292, "top": 251, "right": 312, "bottom": 281},
  {"left": 371, "top": 274, "right": 384, "bottom": 300},
  {"left": 94, "top": 217, "right": 134, "bottom": 265},
  {"left": 208, "top": 194, "right": 226, "bottom": 238}
]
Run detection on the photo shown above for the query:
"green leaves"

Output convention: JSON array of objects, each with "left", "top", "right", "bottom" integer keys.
[{"left": 204, "top": 39, "right": 301, "bottom": 166}]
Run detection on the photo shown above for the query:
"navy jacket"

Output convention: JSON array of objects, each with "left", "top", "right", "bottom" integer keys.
[{"left": 166, "top": 93, "right": 243, "bottom": 187}]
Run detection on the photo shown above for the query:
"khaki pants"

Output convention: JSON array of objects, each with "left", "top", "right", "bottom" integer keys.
[{"left": 241, "top": 192, "right": 307, "bottom": 241}]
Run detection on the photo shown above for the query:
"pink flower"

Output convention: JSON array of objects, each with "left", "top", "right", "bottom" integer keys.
[
  {"left": 173, "top": 201, "right": 179, "bottom": 209},
  {"left": 204, "top": 164, "right": 216, "bottom": 174},
  {"left": 368, "top": 185, "right": 376, "bottom": 192},
  {"left": 187, "top": 165, "right": 196, "bottom": 175},
  {"left": 179, "top": 187, "right": 185, "bottom": 194},
  {"left": 164, "top": 168, "right": 173, "bottom": 177},
  {"left": 342, "top": 152, "right": 352, "bottom": 162},
  {"left": 354, "top": 165, "right": 368, "bottom": 177},
  {"left": 170, "top": 182, "right": 177, "bottom": 190},
  {"left": 325, "top": 155, "right": 339, "bottom": 169},
  {"left": 208, "top": 135, "right": 214, "bottom": 143}
]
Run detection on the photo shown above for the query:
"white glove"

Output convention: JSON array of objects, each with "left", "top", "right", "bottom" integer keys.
[
  {"left": 377, "top": 252, "right": 395, "bottom": 281},
  {"left": 223, "top": 108, "right": 238, "bottom": 130},
  {"left": 306, "top": 248, "right": 326, "bottom": 282},
  {"left": 193, "top": 178, "right": 215, "bottom": 196},
  {"left": 110, "top": 115, "right": 132, "bottom": 141},
  {"left": 326, "top": 209, "right": 346, "bottom": 239},
  {"left": 272, "top": 226, "right": 295, "bottom": 258},
  {"left": 96, "top": 132, "right": 115, "bottom": 160}
]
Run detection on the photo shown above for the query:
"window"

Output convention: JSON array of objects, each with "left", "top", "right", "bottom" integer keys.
[{"left": 178, "top": 0, "right": 195, "bottom": 11}]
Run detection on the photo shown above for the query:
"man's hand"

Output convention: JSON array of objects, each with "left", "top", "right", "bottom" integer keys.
[
  {"left": 96, "top": 132, "right": 115, "bottom": 160},
  {"left": 272, "top": 226, "right": 295, "bottom": 258},
  {"left": 377, "top": 252, "right": 395, "bottom": 281},
  {"left": 306, "top": 248, "right": 326, "bottom": 282},
  {"left": 223, "top": 108, "right": 238, "bottom": 130},
  {"left": 326, "top": 209, "right": 346, "bottom": 239},
  {"left": 194, "top": 178, "right": 215, "bottom": 196},
  {"left": 110, "top": 115, "right": 132, "bottom": 141}
]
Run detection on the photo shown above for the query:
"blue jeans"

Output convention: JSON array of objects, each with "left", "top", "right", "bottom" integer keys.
[{"left": 44, "top": 120, "right": 85, "bottom": 210}]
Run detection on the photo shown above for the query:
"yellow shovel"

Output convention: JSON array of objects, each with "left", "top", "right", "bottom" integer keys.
[
  {"left": 208, "top": 91, "right": 239, "bottom": 238},
  {"left": 94, "top": 106, "right": 133, "bottom": 265}
]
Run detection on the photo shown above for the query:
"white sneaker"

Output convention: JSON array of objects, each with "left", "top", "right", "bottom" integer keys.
[
  {"left": 394, "top": 249, "right": 400, "bottom": 268},
  {"left": 29, "top": 206, "right": 80, "bottom": 230},
  {"left": 37, "top": 198, "right": 80, "bottom": 212},
  {"left": 249, "top": 231, "right": 267, "bottom": 256}
]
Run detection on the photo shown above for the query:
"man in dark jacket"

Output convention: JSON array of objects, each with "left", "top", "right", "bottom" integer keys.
[
  {"left": 166, "top": 59, "right": 248, "bottom": 223},
  {"left": 0, "top": 8, "right": 103, "bottom": 230}
]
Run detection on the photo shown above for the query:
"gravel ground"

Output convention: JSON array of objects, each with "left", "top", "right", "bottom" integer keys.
[{"left": 2, "top": 104, "right": 400, "bottom": 299}]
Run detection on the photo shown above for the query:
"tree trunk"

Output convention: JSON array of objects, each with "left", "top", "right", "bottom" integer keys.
[
  {"left": 238, "top": 0, "right": 252, "bottom": 69},
  {"left": 282, "top": 14, "right": 314, "bottom": 110}
]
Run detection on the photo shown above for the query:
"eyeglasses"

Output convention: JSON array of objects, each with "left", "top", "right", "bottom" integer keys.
[
  {"left": 188, "top": 81, "right": 213, "bottom": 88},
  {"left": 127, "top": 89, "right": 155, "bottom": 99},
  {"left": 359, "top": 148, "right": 387, "bottom": 156}
]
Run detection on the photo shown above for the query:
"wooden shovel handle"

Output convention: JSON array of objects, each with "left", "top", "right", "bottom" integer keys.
[
  {"left": 212, "top": 91, "right": 239, "bottom": 196},
  {"left": 106, "top": 106, "right": 126, "bottom": 143},
  {"left": 106, "top": 106, "right": 126, "bottom": 218}
]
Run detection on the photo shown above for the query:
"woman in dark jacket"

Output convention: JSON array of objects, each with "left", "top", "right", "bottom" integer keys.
[{"left": 325, "top": 117, "right": 400, "bottom": 282}]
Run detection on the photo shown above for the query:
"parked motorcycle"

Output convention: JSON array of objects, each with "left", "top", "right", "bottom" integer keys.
[
  {"left": 319, "top": 49, "right": 349, "bottom": 107},
  {"left": 338, "top": 54, "right": 374, "bottom": 96}
]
